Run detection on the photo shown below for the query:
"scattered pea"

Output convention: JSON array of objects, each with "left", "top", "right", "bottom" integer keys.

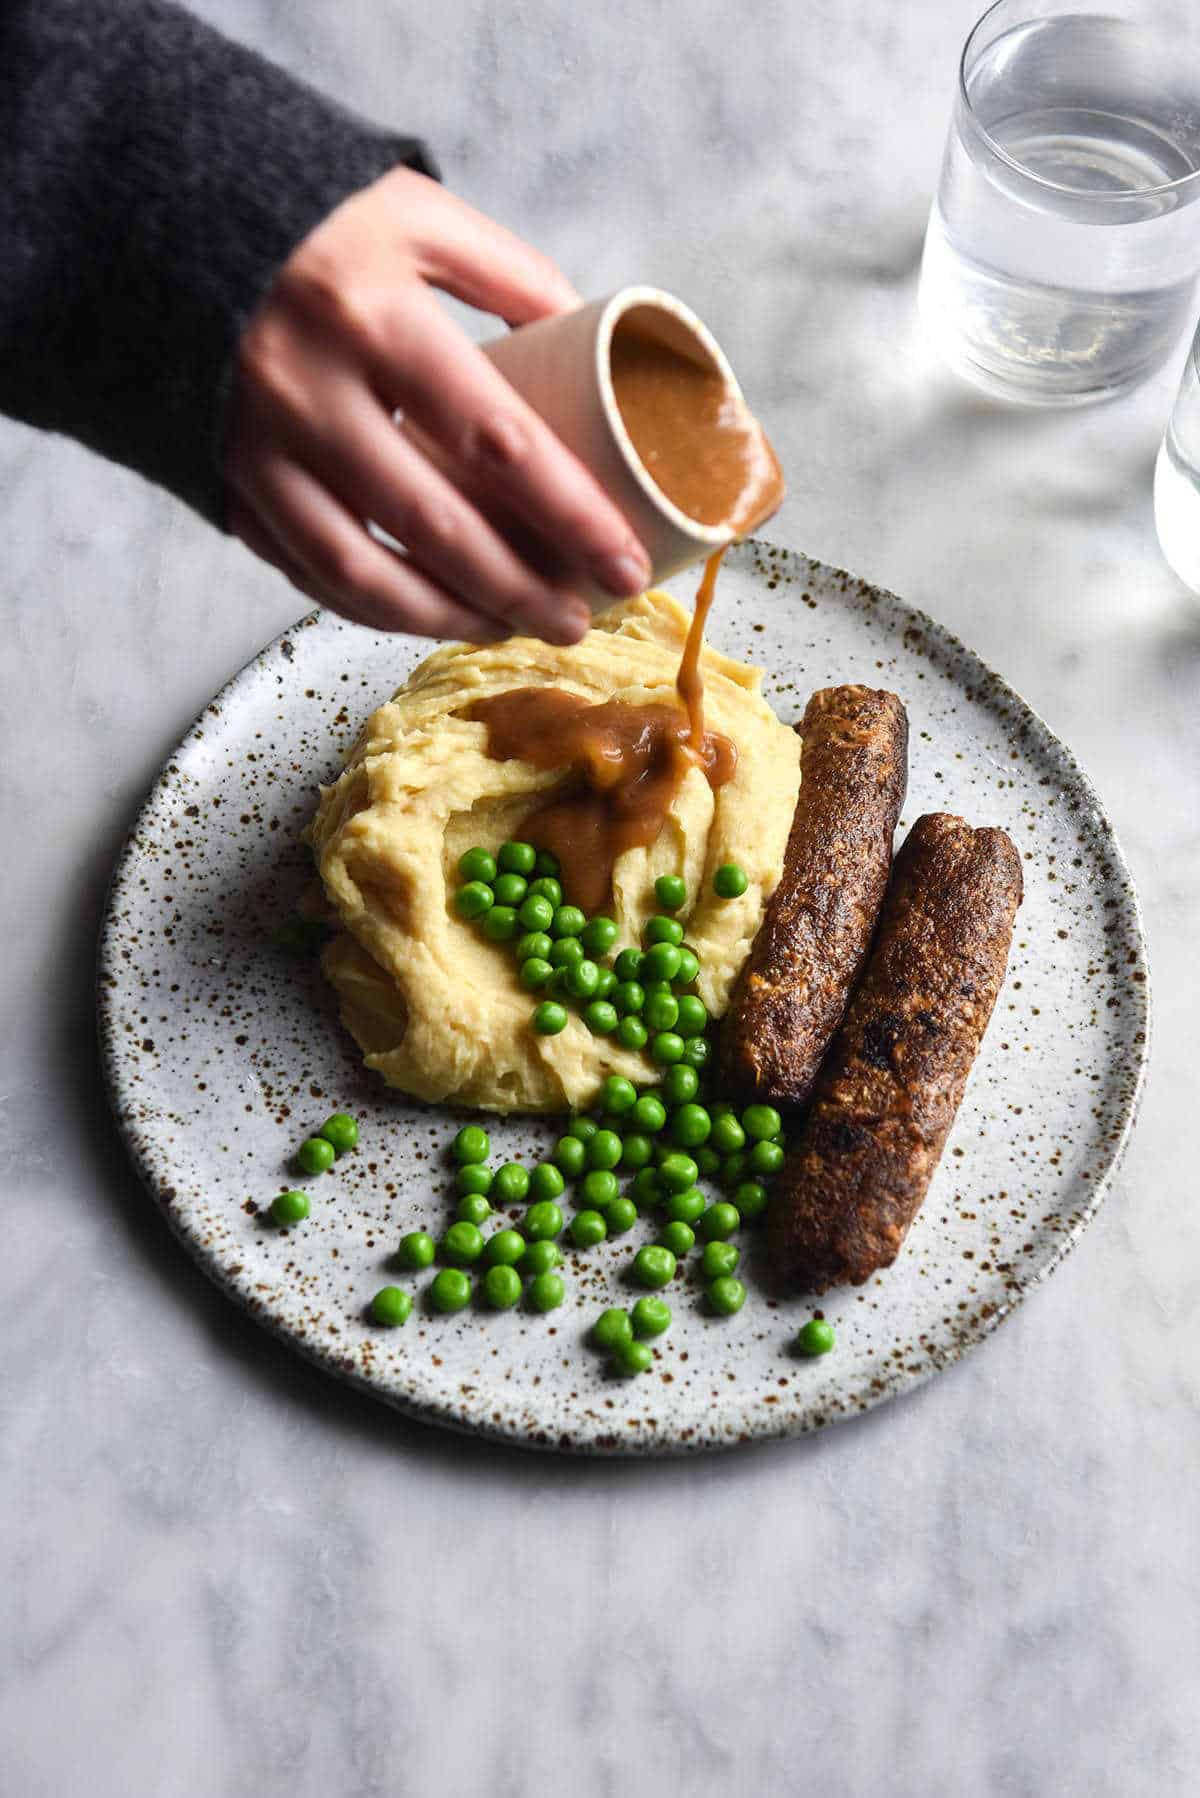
[
  {"left": 644, "top": 989, "right": 680, "bottom": 1032},
  {"left": 429, "top": 1268, "right": 472, "bottom": 1312},
  {"left": 520, "top": 956, "right": 554, "bottom": 990},
  {"left": 620, "top": 1132, "right": 653, "bottom": 1172},
  {"left": 497, "top": 840, "right": 537, "bottom": 875},
  {"left": 710, "top": 1113, "right": 746, "bottom": 1156},
  {"left": 654, "top": 874, "right": 687, "bottom": 912},
  {"left": 482, "top": 1263, "right": 522, "bottom": 1309},
  {"left": 532, "top": 1001, "right": 568, "bottom": 1035},
  {"left": 612, "top": 1338, "right": 654, "bottom": 1376},
  {"left": 457, "top": 846, "right": 497, "bottom": 884},
  {"left": 483, "top": 1228, "right": 525, "bottom": 1267},
  {"left": 749, "top": 1140, "right": 786, "bottom": 1177},
  {"left": 527, "top": 877, "right": 563, "bottom": 908},
  {"left": 594, "top": 969, "right": 617, "bottom": 1000},
  {"left": 397, "top": 1229, "right": 436, "bottom": 1270},
  {"left": 670, "top": 1103, "right": 712, "bottom": 1148},
  {"left": 701, "top": 1240, "right": 740, "bottom": 1280},
  {"left": 520, "top": 1239, "right": 562, "bottom": 1276},
  {"left": 707, "top": 1275, "right": 747, "bottom": 1315},
  {"left": 662, "top": 1186, "right": 706, "bottom": 1227},
  {"left": 658, "top": 1220, "right": 695, "bottom": 1258},
  {"left": 698, "top": 1202, "right": 740, "bottom": 1242},
  {"left": 456, "top": 1161, "right": 495, "bottom": 1197},
  {"left": 616, "top": 1016, "right": 649, "bottom": 1051},
  {"left": 549, "top": 937, "right": 585, "bottom": 969},
  {"left": 370, "top": 1286, "right": 412, "bottom": 1326},
  {"left": 592, "top": 1307, "right": 634, "bottom": 1351},
  {"left": 797, "top": 1317, "right": 836, "bottom": 1357},
  {"left": 452, "top": 1124, "right": 491, "bottom": 1165},
  {"left": 642, "top": 941, "right": 683, "bottom": 983},
  {"left": 517, "top": 930, "right": 553, "bottom": 963},
  {"left": 613, "top": 948, "right": 644, "bottom": 982},
  {"left": 455, "top": 1192, "right": 492, "bottom": 1226},
  {"left": 695, "top": 1145, "right": 722, "bottom": 1179},
  {"left": 518, "top": 894, "right": 555, "bottom": 934},
  {"left": 552, "top": 904, "right": 586, "bottom": 938},
  {"left": 657, "top": 1152, "right": 699, "bottom": 1194},
  {"left": 534, "top": 849, "right": 560, "bottom": 878},
  {"left": 631, "top": 1166, "right": 662, "bottom": 1207},
  {"left": 682, "top": 1037, "right": 710, "bottom": 1071},
  {"left": 713, "top": 863, "right": 749, "bottom": 899},
  {"left": 581, "top": 916, "right": 619, "bottom": 957},
  {"left": 523, "top": 1200, "right": 564, "bottom": 1241},
  {"left": 650, "top": 1031, "right": 684, "bottom": 1065},
  {"left": 722, "top": 1151, "right": 749, "bottom": 1188},
  {"left": 673, "top": 947, "right": 700, "bottom": 987},
  {"left": 581, "top": 1168, "right": 620, "bottom": 1209},
  {"left": 483, "top": 905, "right": 520, "bottom": 942},
  {"left": 606, "top": 1197, "right": 638, "bottom": 1235},
  {"left": 296, "top": 1135, "right": 335, "bottom": 1176},
  {"left": 570, "top": 1209, "right": 608, "bottom": 1248},
  {"left": 583, "top": 1000, "right": 618, "bottom": 1035},
  {"left": 658, "top": 1064, "right": 696, "bottom": 1107},
  {"left": 553, "top": 1135, "right": 587, "bottom": 1179},
  {"left": 632, "top": 1094, "right": 667, "bottom": 1134},
  {"left": 493, "top": 872, "right": 528, "bottom": 908},
  {"left": 455, "top": 880, "right": 495, "bottom": 921},
  {"left": 614, "top": 980, "right": 646, "bottom": 1017},
  {"left": 528, "top": 1162, "right": 566, "bottom": 1202},
  {"left": 492, "top": 1163, "right": 530, "bottom": 1205},
  {"left": 270, "top": 1189, "right": 310, "bottom": 1226},
  {"left": 632, "top": 1245, "right": 676, "bottom": 1289},
  {"left": 319, "top": 1113, "right": 359, "bottom": 1154},
  {"left": 742, "top": 1104, "right": 783, "bottom": 1141},
  {"left": 631, "top": 1296, "right": 672, "bottom": 1339},
  {"left": 527, "top": 1271, "right": 565, "bottom": 1312},
  {"left": 566, "top": 957, "right": 601, "bottom": 1000},
  {"left": 587, "top": 1129, "right": 623, "bottom": 1171},
  {"left": 442, "top": 1220, "right": 485, "bottom": 1264},
  {"left": 733, "top": 1180, "right": 768, "bottom": 1221},
  {"left": 568, "top": 1116, "right": 599, "bottom": 1142},
  {"left": 674, "top": 995, "right": 708, "bottom": 1038}
]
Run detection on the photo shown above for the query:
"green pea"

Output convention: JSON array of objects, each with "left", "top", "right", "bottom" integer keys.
[
  {"left": 549, "top": 937, "right": 585, "bottom": 969},
  {"left": 707, "top": 1275, "right": 746, "bottom": 1315},
  {"left": 498, "top": 840, "right": 537, "bottom": 875},
  {"left": 583, "top": 1000, "right": 619, "bottom": 1035},
  {"left": 662, "top": 1186, "right": 705, "bottom": 1226},
  {"left": 517, "top": 894, "right": 555, "bottom": 934},
  {"left": 644, "top": 990, "right": 679, "bottom": 1033},
  {"left": 482, "top": 905, "right": 519, "bottom": 942},
  {"left": 673, "top": 947, "right": 700, "bottom": 987},
  {"left": 519, "top": 1239, "right": 562, "bottom": 1276},
  {"left": 649, "top": 1031, "right": 684, "bottom": 1066},
  {"left": 429, "top": 1268, "right": 472, "bottom": 1312},
  {"left": 615, "top": 1017, "right": 648, "bottom": 1051},
  {"left": 519, "top": 956, "right": 554, "bottom": 991},
  {"left": 532, "top": 1001, "right": 568, "bottom": 1035},
  {"left": 580, "top": 1168, "right": 619, "bottom": 1209},
  {"left": 295, "top": 1136, "right": 336, "bottom": 1177},
  {"left": 529, "top": 1162, "right": 566, "bottom": 1202},
  {"left": 586, "top": 1129, "right": 623, "bottom": 1171},
  {"left": 722, "top": 1151, "right": 749, "bottom": 1188},
  {"left": 599, "top": 1075, "right": 638, "bottom": 1116},
  {"left": 552, "top": 905, "right": 586, "bottom": 938},
  {"left": 570, "top": 1209, "right": 608, "bottom": 1248},
  {"left": 527, "top": 877, "right": 562, "bottom": 908},
  {"left": 698, "top": 1201, "right": 740, "bottom": 1242},
  {"left": 318, "top": 1113, "right": 359, "bottom": 1154},
  {"left": 594, "top": 968, "right": 618, "bottom": 1000},
  {"left": 562, "top": 958, "right": 598, "bottom": 1001},
  {"left": 742, "top": 1104, "right": 782, "bottom": 1141},
  {"left": 527, "top": 1271, "right": 565, "bottom": 1312},
  {"left": 455, "top": 880, "right": 495, "bottom": 921},
  {"left": 612, "top": 1338, "right": 653, "bottom": 1376},
  {"left": 613, "top": 948, "right": 644, "bottom": 982},
  {"left": 442, "top": 1220, "right": 485, "bottom": 1264},
  {"left": 749, "top": 1140, "right": 786, "bottom": 1178},
  {"left": 457, "top": 847, "right": 497, "bottom": 884},
  {"left": 695, "top": 1145, "right": 721, "bottom": 1179},
  {"left": 710, "top": 1113, "right": 746, "bottom": 1156},
  {"left": 370, "top": 1285, "right": 412, "bottom": 1326},
  {"left": 670, "top": 1103, "right": 711, "bottom": 1148},
  {"left": 523, "top": 1200, "right": 564, "bottom": 1241},
  {"left": 397, "top": 1229, "right": 436, "bottom": 1270},
  {"left": 632, "top": 1094, "right": 667, "bottom": 1134},
  {"left": 581, "top": 915, "right": 619, "bottom": 956},
  {"left": 713, "top": 863, "right": 749, "bottom": 899},
  {"left": 452, "top": 1124, "right": 490, "bottom": 1165},
  {"left": 492, "top": 1163, "right": 530, "bottom": 1205},
  {"left": 702, "top": 1240, "right": 740, "bottom": 1280},
  {"left": 606, "top": 1197, "right": 638, "bottom": 1235},
  {"left": 642, "top": 941, "right": 683, "bottom": 983},
  {"left": 733, "top": 1181, "right": 768, "bottom": 1221},
  {"left": 632, "top": 1245, "right": 676, "bottom": 1289},
  {"left": 516, "top": 930, "right": 553, "bottom": 964},
  {"left": 534, "top": 849, "right": 560, "bottom": 878},
  {"left": 553, "top": 1135, "right": 587, "bottom": 1179},
  {"left": 644, "top": 915, "right": 684, "bottom": 947},
  {"left": 270, "top": 1189, "right": 310, "bottom": 1226},
  {"left": 682, "top": 1037, "right": 711, "bottom": 1071},
  {"left": 592, "top": 1307, "right": 633, "bottom": 1351},
  {"left": 631, "top": 1167, "right": 662, "bottom": 1207},
  {"left": 631, "top": 1296, "right": 672, "bottom": 1338},
  {"left": 657, "top": 1152, "right": 699, "bottom": 1194},
  {"left": 613, "top": 980, "right": 645, "bottom": 1017},
  {"left": 482, "top": 1263, "right": 522, "bottom": 1309},
  {"left": 483, "top": 1228, "right": 526, "bottom": 1267},
  {"left": 654, "top": 874, "right": 687, "bottom": 912},
  {"left": 658, "top": 1220, "right": 695, "bottom": 1258},
  {"left": 568, "top": 1116, "right": 599, "bottom": 1142},
  {"left": 661, "top": 1063, "right": 700, "bottom": 1107},
  {"left": 620, "top": 1133, "right": 653, "bottom": 1172},
  {"left": 674, "top": 995, "right": 708, "bottom": 1038},
  {"left": 456, "top": 1192, "right": 492, "bottom": 1226},
  {"left": 492, "top": 872, "right": 528, "bottom": 908},
  {"left": 797, "top": 1317, "right": 836, "bottom": 1356}
]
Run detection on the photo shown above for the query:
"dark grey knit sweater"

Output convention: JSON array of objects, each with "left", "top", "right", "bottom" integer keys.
[{"left": 0, "top": 0, "right": 438, "bottom": 527}]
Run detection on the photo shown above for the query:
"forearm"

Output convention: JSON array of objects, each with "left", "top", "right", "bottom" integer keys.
[{"left": 0, "top": 0, "right": 437, "bottom": 526}]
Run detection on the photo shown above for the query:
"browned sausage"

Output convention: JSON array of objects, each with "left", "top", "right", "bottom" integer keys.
[
  {"left": 720, "top": 685, "right": 908, "bottom": 1108},
  {"left": 766, "top": 812, "right": 1023, "bottom": 1293}
]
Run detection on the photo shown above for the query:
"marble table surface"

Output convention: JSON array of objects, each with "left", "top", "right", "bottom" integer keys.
[{"left": 3, "top": 1, "right": 1198, "bottom": 1792}]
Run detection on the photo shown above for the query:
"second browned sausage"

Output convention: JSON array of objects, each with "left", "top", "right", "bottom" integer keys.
[{"left": 719, "top": 685, "right": 908, "bottom": 1108}]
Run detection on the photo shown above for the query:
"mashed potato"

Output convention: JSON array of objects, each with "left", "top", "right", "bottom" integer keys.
[{"left": 307, "top": 589, "right": 801, "bottom": 1112}]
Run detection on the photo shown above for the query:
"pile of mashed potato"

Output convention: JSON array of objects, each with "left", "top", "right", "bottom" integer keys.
[{"left": 306, "top": 589, "right": 801, "bottom": 1113}]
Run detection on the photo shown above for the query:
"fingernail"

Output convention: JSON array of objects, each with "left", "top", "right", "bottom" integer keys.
[{"left": 598, "top": 545, "right": 652, "bottom": 598}]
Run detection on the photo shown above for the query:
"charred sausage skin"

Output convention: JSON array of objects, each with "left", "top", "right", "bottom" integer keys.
[
  {"left": 720, "top": 685, "right": 908, "bottom": 1108},
  {"left": 766, "top": 812, "right": 1024, "bottom": 1293}
]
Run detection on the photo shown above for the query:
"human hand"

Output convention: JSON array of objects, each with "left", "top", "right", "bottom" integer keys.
[{"left": 225, "top": 167, "right": 650, "bottom": 644}]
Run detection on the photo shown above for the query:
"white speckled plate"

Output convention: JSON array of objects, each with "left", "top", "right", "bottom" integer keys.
[{"left": 98, "top": 541, "right": 1149, "bottom": 1454}]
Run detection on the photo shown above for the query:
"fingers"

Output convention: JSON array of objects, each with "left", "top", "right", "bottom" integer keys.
[
  {"left": 369, "top": 284, "right": 651, "bottom": 599},
  {"left": 383, "top": 167, "right": 581, "bottom": 323},
  {"left": 230, "top": 455, "right": 512, "bottom": 643}
]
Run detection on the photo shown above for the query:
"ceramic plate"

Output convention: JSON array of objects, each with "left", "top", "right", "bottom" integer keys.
[{"left": 97, "top": 541, "right": 1149, "bottom": 1454}]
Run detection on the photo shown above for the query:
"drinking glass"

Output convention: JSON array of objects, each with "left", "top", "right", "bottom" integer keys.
[
  {"left": 918, "top": 0, "right": 1200, "bottom": 405},
  {"left": 1154, "top": 320, "right": 1200, "bottom": 591}
]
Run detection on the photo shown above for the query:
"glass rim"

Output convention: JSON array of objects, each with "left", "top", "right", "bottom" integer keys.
[{"left": 959, "top": 0, "right": 1200, "bottom": 202}]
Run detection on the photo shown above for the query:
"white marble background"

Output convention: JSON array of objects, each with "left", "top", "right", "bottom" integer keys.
[{"left": 3, "top": 1, "right": 1199, "bottom": 1792}]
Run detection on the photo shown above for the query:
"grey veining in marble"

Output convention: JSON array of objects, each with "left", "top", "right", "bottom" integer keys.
[{"left": 2, "top": 0, "right": 1199, "bottom": 1793}]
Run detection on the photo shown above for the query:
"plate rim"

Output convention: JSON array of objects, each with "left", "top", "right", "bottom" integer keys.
[{"left": 96, "top": 540, "right": 1152, "bottom": 1455}]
